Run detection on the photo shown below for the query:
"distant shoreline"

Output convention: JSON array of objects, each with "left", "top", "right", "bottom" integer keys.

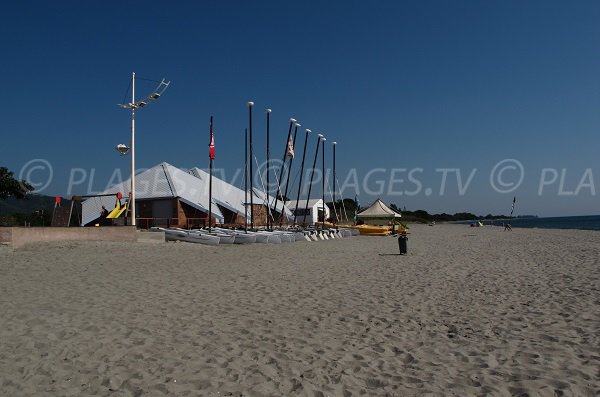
[{"left": 448, "top": 214, "right": 600, "bottom": 232}]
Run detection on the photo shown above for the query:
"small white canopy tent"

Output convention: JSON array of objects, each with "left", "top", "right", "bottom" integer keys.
[{"left": 356, "top": 199, "right": 401, "bottom": 225}]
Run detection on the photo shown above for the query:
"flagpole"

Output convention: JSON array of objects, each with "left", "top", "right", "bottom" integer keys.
[
  {"left": 208, "top": 115, "right": 213, "bottom": 232},
  {"left": 293, "top": 128, "right": 310, "bottom": 226},
  {"left": 266, "top": 108, "right": 272, "bottom": 230},
  {"left": 321, "top": 136, "right": 326, "bottom": 230},
  {"left": 247, "top": 102, "right": 254, "bottom": 230},
  {"left": 280, "top": 122, "right": 299, "bottom": 226},
  {"left": 304, "top": 134, "right": 323, "bottom": 226},
  {"left": 273, "top": 118, "right": 296, "bottom": 225},
  {"left": 244, "top": 127, "right": 248, "bottom": 233}
]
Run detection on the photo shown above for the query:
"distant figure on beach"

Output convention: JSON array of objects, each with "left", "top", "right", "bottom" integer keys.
[
  {"left": 504, "top": 223, "right": 512, "bottom": 231},
  {"left": 100, "top": 206, "right": 109, "bottom": 218}
]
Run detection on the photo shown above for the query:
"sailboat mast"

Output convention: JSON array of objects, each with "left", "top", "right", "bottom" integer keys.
[
  {"left": 280, "top": 122, "right": 299, "bottom": 226},
  {"left": 247, "top": 102, "right": 254, "bottom": 229},
  {"left": 303, "top": 134, "right": 322, "bottom": 226},
  {"left": 266, "top": 108, "right": 272, "bottom": 230},
  {"left": 321, "top": 137, "right": 326, "bottom": 230},
  {"left": 208, "top": 115, "right": 213, "bottom": 232},
  {"left": 332, "top": 141, "right": 337, "bottom": 227},
  {"left": 293, "top": 128, "right": 310, "bottom": 225},
  {"left": 273, "top": 118, "right": 295, "bottom": 225},
  {"left": 244, "top": 127, "right": 248, "bottom": 233}
]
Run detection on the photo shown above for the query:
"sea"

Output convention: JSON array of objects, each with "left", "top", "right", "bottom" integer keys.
[{"left": 483, "top": 215, "right": 600, "bottom": 231}]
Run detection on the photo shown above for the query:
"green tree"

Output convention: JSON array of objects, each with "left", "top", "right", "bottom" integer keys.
[{"left": 0, "top": 167, "right": 33, "bottom": 200}]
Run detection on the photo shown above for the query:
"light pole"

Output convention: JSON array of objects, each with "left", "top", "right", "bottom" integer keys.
[{"left": 117, "top": 73, "right": 169, "bottom": 227}]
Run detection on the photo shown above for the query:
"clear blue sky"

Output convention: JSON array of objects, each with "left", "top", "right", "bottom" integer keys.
[{"left": 2, "top": 1, "right": 598, "bottom": 217}]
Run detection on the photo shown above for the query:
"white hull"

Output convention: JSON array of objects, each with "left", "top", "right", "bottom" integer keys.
[
  {"left": 233, "top": 233, "right": 256, "bottom": 244},
  {"left": 253, "top": 233, "right": 270, "bottom": 243},
  {"left": 163, "top": 229, "right": 220, "bottom": 246},
  {"left": 213, "top": 233, "right": 235, "bottom": 244}
]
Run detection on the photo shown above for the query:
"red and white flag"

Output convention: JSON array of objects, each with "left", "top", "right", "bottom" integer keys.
[
  {"left": 286, "top": 133, "right": 294, "bottom": 159},
  {"left": 209, "top": 117, "right": 215, "bottom": 160}
]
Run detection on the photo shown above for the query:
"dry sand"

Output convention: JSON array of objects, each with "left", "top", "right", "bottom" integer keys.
[{"left": 0, "top": 224, "right": 599, "bottom": 396}]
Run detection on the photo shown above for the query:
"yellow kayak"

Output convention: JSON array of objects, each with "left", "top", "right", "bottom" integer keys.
[{"left": 347, "top": 224, "right": 405, "bottom": 236}]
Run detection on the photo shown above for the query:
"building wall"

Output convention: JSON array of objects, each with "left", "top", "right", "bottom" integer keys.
[
  {"left": 291, "top": 204, "right": 330, "bottom": 225},
  {"left": 292, "top": 208, "right": 312, "bottom": 224},
  {"left": 178, "top": 201, "right": 215, "bottom": 228},
  {"left": 217, "top": 205, "right": 246, "bottom": 226},
  {"left": 135, "top": 198, "right": 178, "bottom": 228},
  {"left": 250, "top": 204, "right": 289, "bottom": 226},
  {"left": 134, "top": 198, "right": 258, "bottom": 229},
  {"left": 136, "top": 198, "right": 216, "bottom": 229}
]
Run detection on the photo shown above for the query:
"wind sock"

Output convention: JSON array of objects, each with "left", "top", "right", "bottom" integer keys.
[
  {"left": 286, "top": 133, "right": 295, "bottom": 159},
  {"left": 510, "top": 196, "right": 516, "bottom": 217},
  {"left": 209, "top": 116, "right": 215, "bottom": 160}
]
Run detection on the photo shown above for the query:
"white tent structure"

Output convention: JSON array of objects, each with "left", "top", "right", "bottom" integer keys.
[
  {"left": 356, "top": 199, "right": 401, "bottom": 225},
  {"left": 285, "top": 198, "right": 330, "bottom": 225},
  {"left": 81, "top": 162, "right": 224, "bottom": 227},
  {"left": 187, "top": 167, "right": 292, "bottom": 225},
  {"left": 187, "top": 167, "right": 251, "bottom": 222}
]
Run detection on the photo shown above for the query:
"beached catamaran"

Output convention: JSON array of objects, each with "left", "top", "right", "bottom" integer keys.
[{"left": 151, "top": 101, "right": 359, "bottom": 244}]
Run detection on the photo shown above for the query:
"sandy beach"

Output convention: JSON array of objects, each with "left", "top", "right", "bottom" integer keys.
[{"left": 1, "top": 224, "right": 599, "bottom": 396}]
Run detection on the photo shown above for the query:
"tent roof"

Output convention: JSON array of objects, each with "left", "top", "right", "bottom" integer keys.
[
  {"left": 187, "top": 167, "right": 291, "bottom": 219},
  {"left": 356, "top": 199, "right": 401, "bottom": 218},
  {"left": 187, "top": 167, "right": 250, "bottom": 220}
]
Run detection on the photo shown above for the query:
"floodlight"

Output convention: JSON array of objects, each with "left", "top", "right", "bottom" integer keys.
[{"left": 116, "top": 144, "right": 130, "bottom": 155}]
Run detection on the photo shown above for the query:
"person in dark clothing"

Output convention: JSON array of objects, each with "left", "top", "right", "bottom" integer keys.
[{"left": 100, "top": 206, "right": 109, "bottom": 218}]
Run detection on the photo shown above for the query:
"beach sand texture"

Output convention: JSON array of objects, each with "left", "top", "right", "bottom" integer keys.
[{"left": 1, "top": 224, "right": 599, "bottom": 396}]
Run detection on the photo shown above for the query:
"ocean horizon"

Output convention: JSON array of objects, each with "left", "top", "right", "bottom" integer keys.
[{"left": 462, "top": 215, "right": 600, "bottom": 231}]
